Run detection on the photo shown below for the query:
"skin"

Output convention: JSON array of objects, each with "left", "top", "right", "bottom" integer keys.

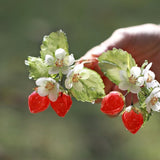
[{"left": 79, "top": 23, "right": 160, "bottom": 105}]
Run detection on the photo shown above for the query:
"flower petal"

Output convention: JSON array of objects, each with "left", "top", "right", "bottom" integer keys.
[
  {"left": 143, "top": 62, "right": 152, "bottom": 75},
  {"left": 148, "top": 71, "right": 155, "bottom": 79},
  {"left": 55, "top": 48, "right": 66, "bottom": 60},
  {"left": 146, "top": 103, "right": 152, "bottom": 113},
  {"left": 146, "top": 80, "right": 159, "bottom": 89},
  {"left": 118, "top": 81, "right": 129, "bottom": 91},
  {"left": 74, "top": 64, "right": 84, "bottom": 73},
  {"left": 37, "top": 87, "right": 49, "bottom": 97},
  {"left": 65, "top": 78, "right": 73, "bottom": 89},
  {"left": 36, "top": 77, "right": 48, "bottom": 86},
  {"left": 151, "top": 87, "right": 160, "bottom": 95},
  {"left": 152, "top": 102, "right": 160, "bottom": 112},
  {"left": 145, "top": 96, "right": 151, "bottom": 104},
  {"left": 119, "top": 70, "right": 128, "bottom": 81},
  {"left": 144, "top": 70, "right": 155, "bottom": 82},
  {"left": 151, "top": 80, "right": 160, "bottom": 88},
  {"left": 48, "top": 89, "right": 58, "bottom": 102},
  {"left": 47, "top": 77, "right": 57, "bottom": 84},
  {"left": 63, "top": 54, "right": 75, "bottom": 66},
  {"left": 146, "top": 62, "right": 152, "bottom": 70},
  {"left": 61, "top": 66, "right": 70, "bottom": 75},
  {"left": 137, "top": 77, "right": 144, "bottom": 86},
  {"left": 155, "top": 92, "right": 160, "bottom": 98},
  {"left": 45, "top": 55, "right": 54, "bottom": 66},
  {"left": 68, "top": 54, "right": 75, "bottom": 65},
  {"left": 48, "top": 66, "right": 60, "bottom": 74},
  {"left": 130, "top": 85, "right": 141, "bottom": 93},
  {"left": 146, "top": 83, "right": 151, "bottom": 89},
  {"left": 130, "top": 66, "right": 141, "bottom": 78},
  {"left": 66, "top": 69, "right": 74, "bottom": 78}
]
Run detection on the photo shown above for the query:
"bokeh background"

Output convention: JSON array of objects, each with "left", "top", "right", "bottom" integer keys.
[{"left": 1, "top": 0, "right": 160, "bottom": 159}]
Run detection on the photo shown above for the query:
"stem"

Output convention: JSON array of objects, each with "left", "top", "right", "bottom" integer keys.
[
  {"left": 131, "top": 94, "right": 133, "bottom": 106},
  {"left": 124, "top": 90, "right": 130, "bottom": 97},
  {"left": 58, "top": 73, "right": 68, "bottom": 94},
  {"left": 59, "top": 72, "right": 63, "bottom": 82}
]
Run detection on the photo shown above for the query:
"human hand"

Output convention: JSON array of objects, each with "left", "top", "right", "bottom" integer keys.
[{"left": 79, "top": 24, "right": 160, "bottom": 104}]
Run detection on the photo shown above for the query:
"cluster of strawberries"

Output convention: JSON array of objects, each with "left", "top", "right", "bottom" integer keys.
[
  {"left": 28, "top": 90, "right": 142, "bottom": 134},
  {"left": 101, "top": 91, "right": 143, "bottom": 134},
  {"left": 28, "top": 91, "right": 72, "bottom": 117}
]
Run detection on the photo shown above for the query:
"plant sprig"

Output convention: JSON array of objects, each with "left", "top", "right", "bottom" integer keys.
[{"left": 25, "top": 30, "right": 160, "bottom": 134}]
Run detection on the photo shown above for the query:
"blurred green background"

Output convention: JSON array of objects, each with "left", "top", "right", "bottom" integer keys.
[{"left": 1, "top": 0, "right": 160, "bottom": 159}]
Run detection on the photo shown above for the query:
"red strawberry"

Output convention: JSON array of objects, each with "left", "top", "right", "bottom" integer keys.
[
  {"left": 122, "top": 107, "right": 144, "bottom": 134},
  {"left": 50, "top": 92, "right": 72, "bottom": 117},
  {"left": 28, "top": 91, "right": 50, "bottom": 113},
  {"left": 101, "top": 91, "right": 125, "bottom": 116}
]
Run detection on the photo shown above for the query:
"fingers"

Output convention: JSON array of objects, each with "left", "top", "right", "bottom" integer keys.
[
  {"left": 77, "top": 29, "right": 131, "bottom": 104},
  {"left": 80, "top": 27, "right": 131, "bottom": 64},
  {"left": 79, "top": 44, "right": 107, "bottom": 63},
  {"left": 78, "top": 23, "right": 160, "bottom": 107}
]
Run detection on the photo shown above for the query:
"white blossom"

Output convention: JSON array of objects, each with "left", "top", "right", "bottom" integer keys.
[
  {"left": 65, "top": 64, "right": 89, "bottom": 91},
  {"left": 118, "top": 66, "right": 143, "bottom": 93},
  {"left": 36, "top": 77, "right": 59, "bottom": 102},
  {"left": 141, "top": 62, "right": 156, "bottom": 88},
  {"left": 144, "top": 70, "right": 155, "bottom": 88},
  {"left": 145, "top": 80, "right": 160, "bottom": 89},
  {"left": 145, "top": 87, "right": 160, "bottom": 113},
  {"left": 142, "top": 62, "right": 152, "bottom": 75},
  {"left": 45, "top": 48, "right": 75, "bottom": 75}
]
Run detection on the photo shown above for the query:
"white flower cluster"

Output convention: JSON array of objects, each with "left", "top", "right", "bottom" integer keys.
[
  {"left": 45, "top": 48, "right": 75, "bottom": 75},
  {"left": 119, "top": 62, "right": 160, "bottom": 113},
  {"left": 35, "top": 48, "right": 85, "bottom": 102}
]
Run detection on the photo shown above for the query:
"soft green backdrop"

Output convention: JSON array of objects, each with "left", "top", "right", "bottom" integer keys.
[{"left": 1, "top": 0, "right": 160, "bottom": 159}]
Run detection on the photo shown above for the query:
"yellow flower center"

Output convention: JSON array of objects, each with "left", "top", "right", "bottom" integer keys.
[
  {"left": 72, "top": 74, "right": 80, "bottom": 82},
  {"left": 147, "top": 74, "right": 153, "bottom": 82},
  {"left": 55, "top": 59, "right": 63, "bottom": 67},
  {"left": 129, "top": 75, "right": 137, "bottom": 84},
  {"left": 150, "top": 96, "right": 158, "bottom": 106},
  {"left": 45, "top": 82, "right": 55, "bottom": 90}
]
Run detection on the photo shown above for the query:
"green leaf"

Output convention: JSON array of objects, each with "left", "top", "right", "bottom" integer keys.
[
  {"left": 137, "top": 87, "right": 153, "bottom": 124},
  {"left": 40, "top": 30, "right": 69, "bottom": 59},
  {"left": 70, "top": 68, "right": 105, "bottom": 102},
  {"left": 140, "top": 108, "right": 152, "bottom": 124},
  {"left": 98, "top": 48, "right": 136, "bottom": 85},
  {"left": 25, "top": 56, "right": 49, "bottom": 80},
  {"left": 138, "top": 87, "right": 151, "bottom": 105}
]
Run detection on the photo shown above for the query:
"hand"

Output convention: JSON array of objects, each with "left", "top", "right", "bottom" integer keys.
[{"left": 79, "top": 24, "right": 160, "bottom": 104}]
